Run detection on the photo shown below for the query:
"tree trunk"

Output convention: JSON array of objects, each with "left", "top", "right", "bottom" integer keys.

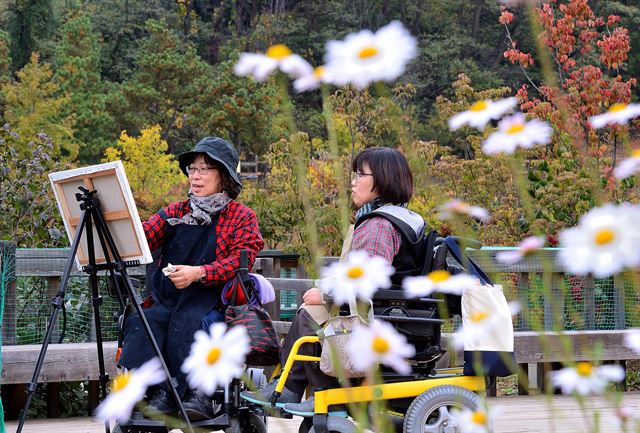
[{"left": 471, "top": 0, "right": 483, "bottom": 41}]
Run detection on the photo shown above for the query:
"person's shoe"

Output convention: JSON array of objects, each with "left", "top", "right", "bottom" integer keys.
[
  {"left": 183, "top": 390, "right": 215, "bottom": 421},
  {"left": 240, "top": 379, "right": 301, "bottom": 408},
  {"left": 283, "top": 397, "right": 348, "bottom": 418},
  {"left": 142, "top": 389, "right": 178, "bottom": 418}
]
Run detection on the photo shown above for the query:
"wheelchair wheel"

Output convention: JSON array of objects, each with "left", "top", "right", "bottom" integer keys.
[
  {"left": 225, "top": 413, "right": 268, "bottom": 433},
  {"left": 308, "top": 417, "right": 357, "bottom": 433},
  {"left": 402, "top": 385, "right": 481, "bottom": 433}
]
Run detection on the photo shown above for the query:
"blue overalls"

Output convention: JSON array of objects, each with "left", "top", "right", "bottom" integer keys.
[{"left": 119, "top": 212, "right": 224, "bottom": 397}]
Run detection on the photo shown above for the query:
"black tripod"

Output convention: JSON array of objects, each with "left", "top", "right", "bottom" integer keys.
[{"left": 16, "top": 187, "right": 194, "bottom": 433}]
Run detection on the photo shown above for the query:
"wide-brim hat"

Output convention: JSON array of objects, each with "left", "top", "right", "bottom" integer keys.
[{"left": 178, "top": 136, "right": 242, "bottom": 189}]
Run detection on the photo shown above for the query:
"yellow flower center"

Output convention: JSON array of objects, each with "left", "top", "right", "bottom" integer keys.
[
  {"left": 428, "top": 270, "right": 451, "bottom": 283},
  {"left": 372, "top": 336, "right": 390, "bottom": 354},
  {"left": 314, "top": 66, "right": 326, "bottom": 78},
  {"left": 207, "top": 347, "right": 222, "bottom": 365},
  {"left": 594, "top": 229, "right": 615, "bottom": 246},
  {"left": 266, "top": 44, "right": 292, "bottom": 60},
  {"left": 471, "top": 411, "right": 487, "bottom": 425},
  {"left": 358, "top": 46, "right": 379, "bottom": 59},
  {"left": 631, "top": 149, "right": 640, "bottom": 158},
  {"left": 506, "top": 123, "right": 525, "bottom": 135},
  {"left": 576, "top": 362, "right": 593, "bottom": 376},
  {"left": 112, "top": 372, "right": 131, "bottom": 392},
  {"left": 470, "top": 311, "right": 489, "bottom": 323},
  {"left": 470, "top": 101, "right": 488, "bottom": 112},
  {"left": 347, "top": 266, "right": 365, "bottom": 279},
  {"left": 609, "top": 103, "right": 627, "bottom": 113}
]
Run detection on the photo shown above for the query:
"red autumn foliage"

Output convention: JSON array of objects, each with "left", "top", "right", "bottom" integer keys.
[{"left": 500, "top": 0, "right": 637, "bottom": 154}]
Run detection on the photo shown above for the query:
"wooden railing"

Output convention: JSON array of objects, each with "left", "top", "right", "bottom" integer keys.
[{"left": 1, "top": 245, "right": 638, "bottom": 416}]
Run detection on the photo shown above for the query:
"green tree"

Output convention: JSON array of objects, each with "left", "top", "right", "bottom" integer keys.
[
  {"left": 7, "top": 0, "right": 59, "bottom": 69},
  {"left": 0, "top": 30, "right": 11, "bottom": 84},
  {"left": 88, "top": 0, "right": 182, "bottom": 82},
  {"left": 193, "top": 59, "right": 286, "bottom": 156},
  {"left": 2, "top": 53, "right": 78, "bottom": 160},
  {"left": 0, "top": 125, "right": 65, "bottom": 247},
  {"left": 54, "top": 12, "right": 119, "bottom": 164},
  {"left": 118, "top": 20, "right": 215, "bottom": 154},
  {"left": 103, "top": 125, "right": 186, "bottom": 218}
]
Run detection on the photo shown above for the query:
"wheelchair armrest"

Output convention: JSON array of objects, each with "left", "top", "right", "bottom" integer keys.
[{"left": 374, "top": 289, "right": 444, "bottom": 304}]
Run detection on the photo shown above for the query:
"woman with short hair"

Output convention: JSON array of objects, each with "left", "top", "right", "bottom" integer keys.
[{"left": 242, "top": 146, "right": 425, "bottom": 414}]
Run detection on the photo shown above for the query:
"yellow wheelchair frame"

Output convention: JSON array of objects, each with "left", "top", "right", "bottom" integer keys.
[{"left": 270, "top": 335, "right": 486, "bottom": 433}]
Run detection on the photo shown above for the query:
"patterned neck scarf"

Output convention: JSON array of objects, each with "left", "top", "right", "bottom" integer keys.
[
  {"left": 354, "top": 198, "right": 409, "bottom": 221},
  {"left": 168, "top": 192, "right": 232, "bottom": 226},
  {"left": 355, "top": 197, "right": 385, "bottom": 221}
]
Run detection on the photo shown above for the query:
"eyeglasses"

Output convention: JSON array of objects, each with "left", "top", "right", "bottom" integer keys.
[
  {"left": 354, "top": 171, "right": 374, "bottom": 180},
  {"left": 186, "top": 165, "right": 218, "bottom": 175}
]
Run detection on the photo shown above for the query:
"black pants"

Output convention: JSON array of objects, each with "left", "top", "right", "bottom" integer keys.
[{"left": 280, "top": 309, "right": 340, "bottom": 396}]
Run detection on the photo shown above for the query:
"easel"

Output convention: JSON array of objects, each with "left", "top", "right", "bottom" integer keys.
[{"left": 16, "top": 187, "right": 194, "bottom": 433}]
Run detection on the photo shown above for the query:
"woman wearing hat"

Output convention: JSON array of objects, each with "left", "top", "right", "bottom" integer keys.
[{"left": 118, "top": 137, "right": 264, "bottom": 421}]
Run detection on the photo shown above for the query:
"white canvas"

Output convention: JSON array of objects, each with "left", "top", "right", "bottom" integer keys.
[{"left": 49, "top": 161, "right": 152, "bottom": 270}]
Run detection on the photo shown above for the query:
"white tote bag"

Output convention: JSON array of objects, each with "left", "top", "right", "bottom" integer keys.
[{"left": 461, "top": 284, "right": 516, "bottom": 376}]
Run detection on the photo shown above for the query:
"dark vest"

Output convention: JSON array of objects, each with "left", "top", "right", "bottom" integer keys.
[{"left": 354, "top": 209, "right": 426, "bottom": 287}]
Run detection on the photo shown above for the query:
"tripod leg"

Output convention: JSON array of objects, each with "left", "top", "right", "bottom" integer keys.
[
  {"left": 92, "top": 203, "right": 194, "bottom": 433},
  {"left": 16, "top": 209, "right": 89, "bottom": 433},
  {"left": 84, "top": 211, "right": 111, "bottom": 433}
]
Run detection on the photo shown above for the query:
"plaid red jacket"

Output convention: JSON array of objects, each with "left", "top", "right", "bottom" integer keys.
[{"left": 143, "top": 199, "right": 264, "bottom": 286}]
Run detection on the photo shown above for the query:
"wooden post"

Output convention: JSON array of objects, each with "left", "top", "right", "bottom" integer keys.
[
  {"left": 517, "top": 363, "right": 530, "bottom": 395},
  {"left": 88, "top": 380, "right": 100, "bottom": 413},
  {"left": 543, "top": 272, "right": 564, "bottom": 331},
  {"left": 46, "top": 382, "right": 61, "bottom": 417},
  {"left": 613, "top": 274, "right": 626, "bottom": 330},
  {"left": 1, "top": 241, "right": 17, "bottom": 345},
  {"left": 584, "top": 275, "right": 596, "bottom": 330},
  {"left": 515, "top": 272, "right": 529, "bottom": 331},
  {"left": 47, "top": 276, "right": 61, "bottom": 343}
]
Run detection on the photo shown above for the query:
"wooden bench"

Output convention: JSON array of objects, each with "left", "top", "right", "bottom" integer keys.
[
  {"left": 3, "top": 329, "right": 637, "bottom": 384},
  {"left": 2, "top": 247, "right": 638, "bottom": 417}
]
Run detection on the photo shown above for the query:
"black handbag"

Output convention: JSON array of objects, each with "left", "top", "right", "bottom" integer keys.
[{"left": 224, "top": 252, "right": 280, "bottom": 366}]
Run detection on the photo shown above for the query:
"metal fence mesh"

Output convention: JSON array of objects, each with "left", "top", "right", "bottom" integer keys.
[
  {"left": 2, "top": 246, "right": 639, "bottom": 345},
  {"left": 12, "top": 276, "right": 125, "bottom": 345}
]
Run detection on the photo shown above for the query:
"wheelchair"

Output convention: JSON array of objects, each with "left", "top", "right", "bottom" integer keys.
[
  {"left": 242, "top": 289, "right": 486, "bottom": 433},
  {"left": 107, "top": 259, "right": 271, "bottom": 433},
  {"left": 111, "top": 375, "right": 270, "bottom": 433}
]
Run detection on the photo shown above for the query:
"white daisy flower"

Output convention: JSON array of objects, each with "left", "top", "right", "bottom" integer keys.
[
  {"left": 548, "top": 362, "right": 625, "bottom": 396},
  {"left": 319, "top": 250, "right": 394, "bottom": 304},
  {"left": 448, "top": 97, "right": 518, "bottom": 131},
  {"left": 612, "top": 406, "right": 639, "bottom": 428},
  {"left": 450, "top": 407, "right": 497, "bottom": 433},
  {"left": 495, "top": 236, "right": 545, "bottom": 264},
  {"left": 323, "top": 21, "right": 417, "bottom": 90},
  {"left": 481, "top": 113, "right": 553, "bottom": 155},
  {"left": 624, "top": 329, "right": 640, "bottom": 354},
  {"left": 294, "top": 66, "right": 328, "bottom": 92},
  {"left": 438, "top": 199, "right": 491, "bottom": 222},
  {"left": 94, "top": 357, "right": 165, "bottom": 423},
  {"left": 589, "top": 103, "right": 640, "bottom": 129},
  {"left": 613, "top": 149, "right": 640, "bottom": 179},
  {"left": 403, "top": 270, "right": 478, "bottom": 298},
  {"left": 234, "top": 44, "right": 313, "bottom": 82},
  {"left": 558, "top": 203, "right": 640, "bottom": 277},
  {"left": 347, "top": 319, "right": 415, "bottom": 374},
  {"left": 181, "top": 322, "right": 250, "bottom": 395}
]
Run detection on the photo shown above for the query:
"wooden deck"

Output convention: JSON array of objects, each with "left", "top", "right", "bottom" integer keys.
[{"left": 6, "top": 392, "right": 640, "bottom": 433}]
